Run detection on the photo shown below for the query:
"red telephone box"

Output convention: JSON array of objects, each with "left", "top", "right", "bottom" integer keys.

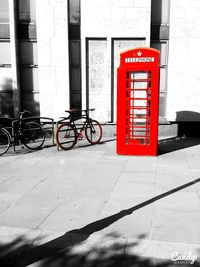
[{"left": 117, "top": 48, "right": 160, "bottom": 156}]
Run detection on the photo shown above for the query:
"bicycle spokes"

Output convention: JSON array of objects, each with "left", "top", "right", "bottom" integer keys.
[
  {"left": 22, "top": 122, "right": 45, "bottom": 150},
  {"left": 56, "top": 124, "right": 76, "bottom": 150},
  {"left": 0, "top": 128, "right": 11, "bottom": 156},
  {"left": 85, "top": 120, "right": 102, "bottom": 144}
]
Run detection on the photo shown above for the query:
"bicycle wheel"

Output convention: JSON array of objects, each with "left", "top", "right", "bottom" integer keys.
[
  {"left": 56, "top": 123, "right": 77, "bottom": 150},
  {"left": 0, "top": 128, "right": 11, "bottom": 156},
  {"left": 85, "top": 119, "right": 102, "bottom": 144},
  {"left": 22, "top": 121, "right": 45, "bottom": 150}
]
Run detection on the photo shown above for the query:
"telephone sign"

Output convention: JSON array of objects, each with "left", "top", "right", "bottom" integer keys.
[{"left": 117, "top": 48, "right": 160, "bottom": 156}]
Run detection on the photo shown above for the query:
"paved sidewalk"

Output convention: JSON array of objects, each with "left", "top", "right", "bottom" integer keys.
[{"left": 0, "top": 136, "right": 200, "bottom": 266}]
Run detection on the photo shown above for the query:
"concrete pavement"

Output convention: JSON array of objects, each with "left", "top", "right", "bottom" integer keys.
[{"left": 0, "top": 135, "right": 200, "bottom": 266}]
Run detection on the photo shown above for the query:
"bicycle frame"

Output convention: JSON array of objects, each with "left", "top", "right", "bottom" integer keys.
[{"left": 56, "top": 108, "right": 101, "bottom": 151}]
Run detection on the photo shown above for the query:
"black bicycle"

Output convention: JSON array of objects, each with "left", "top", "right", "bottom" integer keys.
[
  {"left": 56, "top": 108, "right": 102, "bottom": 150},
  {"left": 0, "top": 125, "right": 11, "bottom": 156},
  {"left": 0, "top": 110, "right": 45, "bottom": 156}
]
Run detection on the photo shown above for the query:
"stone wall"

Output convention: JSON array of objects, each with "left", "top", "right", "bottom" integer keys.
[
  {"left": 167, "top": 0, "right": 200, "bottom": 121},
  {"left": 36, "top": 0, "right": 70, "bottom": 119},
  {"left": 81, "top": 0, "right": 151, "bottom": 122}
]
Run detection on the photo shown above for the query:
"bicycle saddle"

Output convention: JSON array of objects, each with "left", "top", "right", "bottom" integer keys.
[
  {"left": 19, "top": 110, "right": 31, "bottom": 115},
  {"left": 64, "top": 109, "right": 79, "bottom": 113}
]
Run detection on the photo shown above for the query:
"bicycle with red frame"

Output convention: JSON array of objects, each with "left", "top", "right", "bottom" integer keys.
[{"left": 56, "top": 108, "right": 102, "bottom": 150}]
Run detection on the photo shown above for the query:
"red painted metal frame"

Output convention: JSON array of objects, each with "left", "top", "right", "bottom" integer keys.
[{"left": 117, "top": 48, "right": 160, "bottom": 156}]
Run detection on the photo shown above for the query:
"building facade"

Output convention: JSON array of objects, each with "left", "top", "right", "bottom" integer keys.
[{"left": 0, "top": 0, "right": 200, "bottom": 123}]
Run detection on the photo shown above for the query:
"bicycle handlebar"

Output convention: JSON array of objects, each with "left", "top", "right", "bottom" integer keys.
[
  {"left": 19, "top": 110, "right": 31, "bottom": 120},
  {"left": 20, "top": 110, "right": 31, "bottom": 115},
  {"left": 64, "top": 108, "right": 95, "bottom": 114}
]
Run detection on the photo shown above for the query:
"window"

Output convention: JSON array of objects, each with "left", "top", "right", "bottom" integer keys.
[
  {"left": 19, "top": 41, "right": 38, "bottom": 65},
  {"left": 68, "top": 0, "right": 81, "bottom": 110},
  {"left": 19, "top": 0, "right": 36, "bottom": 22},
  {"left": 17, "top": 0, "right": 39, "bottom": 115},
  {"left": 0, "top": 0, "right": 9, "bottom": 23},
  {"left": 151, "top": 0, "right": 170, "bottom": 25},
  {"left": 20, "top": 68, "right": 39, "bottom": 92},
  {"left": 69, "top": 0, "right": 80, "bottom": 24},
  {"left": 21, "top": 92, "right": 40, "bottom": 115},
  {"left": 0, "top": 42, "right": 11, "bottom": 65},
  {"left": 112, "top": 38, "right": 146, "bottom": 122},
  {"left": 151, "top": 41, "right": 168, "bottom": 117},
  {"left": 151, "top": 0, "right": 170, "bottom": 118},
  {"left": 86, "top": 39, "right": 109, "bottom": 122}
]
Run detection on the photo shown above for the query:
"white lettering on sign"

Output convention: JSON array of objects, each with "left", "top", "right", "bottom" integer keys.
[{"left": 125, "top": 57, "right": 155, "bottom": 63}]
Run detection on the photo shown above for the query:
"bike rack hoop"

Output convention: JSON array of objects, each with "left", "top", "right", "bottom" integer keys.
[{"left": 21, "top": 116, "right": 55, "bottom": 146}]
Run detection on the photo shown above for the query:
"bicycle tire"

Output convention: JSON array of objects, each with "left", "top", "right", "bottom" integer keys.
[
  {"left": 56, "top": 123, "right": 77, "bottom": 150},
  {"left": 85, "top": 119, "right": 102, "bottom": 144},
  {"left": 0, "top": 128, "right": 11, "bottom": 156},
  {"left": 22, "top": 121, "right": 45, "bottom": 150}
]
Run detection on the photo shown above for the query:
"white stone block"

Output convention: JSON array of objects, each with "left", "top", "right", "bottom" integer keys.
[
  {"left": 168, "top": 38, "right": 189, "bottom": 67},
  {"left": 55, "top": 67, "right": 69, "bottom": 93},
  {"left": 190, "top": 0, "right": 200, "bottom": 8},
  {"left": 39, "top": 67, "right": 56, "bottom": 94},
  {"left": 133, "top": 0, "right": 151, "bottom": 8},
  {"left": 36, "top": 0, "right": 49, "bottom": 10},
  {"left": 136, "top": 8, "right": 151, "bottom": 36},
  {"left": 36, "top": 5, "right": 54, "bottom": 37},
  {"left": 170, "top": 18, "right": 185, "bottom": 38},
  {"left": 97, "top": 8, "right": 112, "bottom": 36},
  {"left": 37, "top": 37, "right": 51, "bottom": 66},
  {"left": 187, "top": 38, "right": 200, "bottom": 66},
  {"left": 170, "top": 7, "right": 185, "bottom": 19},
  {"left": 49, "top": 0, "right": 67, "bottom": 7},
  {"left": 39, "top": 94, "right": 54, "bottom": 118},
  {"left": 111, "top": 8, "right": 125, "bottom": 34},
  {"left": 52, "top": 94, "right": 70, "bottom": 119},
  {"left": 184, "top": 8, "right": 199, "bottom": 21},
  {"left": 82, "top": 7, "right": 99, "bottom": 36},
  {"left": 171, "top": 0, "right": 190, "bottom": 8},
  {"left": 0, "top": 68, "right": 12, "bottom": 91},
  {"left": 51, "top": 37, "right": 68, "bottom": 66},
  {"left": 54, "top": 6, "right": 68, "bottom": 37},
  {"left": 124, "top": 8, "right": 138, "bottom": 35}
]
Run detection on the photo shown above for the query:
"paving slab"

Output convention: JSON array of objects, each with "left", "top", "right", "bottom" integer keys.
[
  {"left": 151, "top": 210, "right": 200, "bottom": 244},
  {"left": 0, "top": 139, "right": 200, "bottom": 265}
]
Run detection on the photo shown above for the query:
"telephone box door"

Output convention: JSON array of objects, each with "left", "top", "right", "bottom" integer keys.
[{"left": 117, "top": 48, "right": 160, "bottom": 156}]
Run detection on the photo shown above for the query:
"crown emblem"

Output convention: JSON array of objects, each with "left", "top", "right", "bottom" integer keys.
[{"left": 137, "top": 51, "right": 142, "bottom": 56}]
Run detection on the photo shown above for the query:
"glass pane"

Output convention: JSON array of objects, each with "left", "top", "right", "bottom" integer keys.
[
  {"left": 151, "top": 0, "right": 170, "bottom": 25},
  {"left": 130, "top": 72, "right": 148, "bottom": 79},
  {"left": 0, "top": 92, "right": 13, "bottom": 117},
  {"left": 159, "top": 92, "right": 166, "bottom": 117},
  {"left": 133, "top": 82, "right": 148, "bottom": 89},
  {"left": 159, "top": 67, "right": 167, "bottom": 92},
  {"left": 151, "top": 42, "right": 167, "bottom": 66},
  {"left": 21, "top": 92, "right": 40, "bottom": 115},
  {"left": 69, "top": 0, "right": 80, "bottom": 24},
  {"left": 19, "top": 0, "right": 36, "bottom": 22},
  {"left": 70, "top": 93, "right": 81, "bottom": 108},
  {"left": 0, "top": 0, "right": 9, "bottom": 23},
  {"left": 88, "top": 40, "right": 110, "bottom": 121},
  {"left": 133, "top": 91, "right": 147, "bottom": 98},
  {"left": 0, "top": 67, "right": 12, "bottom": 91},
  {"left": 0, "top": 42, "right": 11, "bottom": 64},
  {"left": 20, "top": 42, "right": 38, "bottom": 65},
  {"left": 70, "top": 41, "right": 80, "bottom": 66},
  {"left": 113, "top": 39, "right": 146, "bottom": 121},
  {"left": 20, "top": 68, "right": 39, "bottom": 92},
  {"left": 71, "top": 68, "right": 81, "bottom": 91}
]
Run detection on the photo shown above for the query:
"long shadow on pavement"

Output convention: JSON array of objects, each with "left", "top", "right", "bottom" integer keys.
[
  {"left": 158, "top": 137, "right": 200, "bottom": 155},
  {"left": 0, "top": 178, "right": 200, "bottom": 266}
]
